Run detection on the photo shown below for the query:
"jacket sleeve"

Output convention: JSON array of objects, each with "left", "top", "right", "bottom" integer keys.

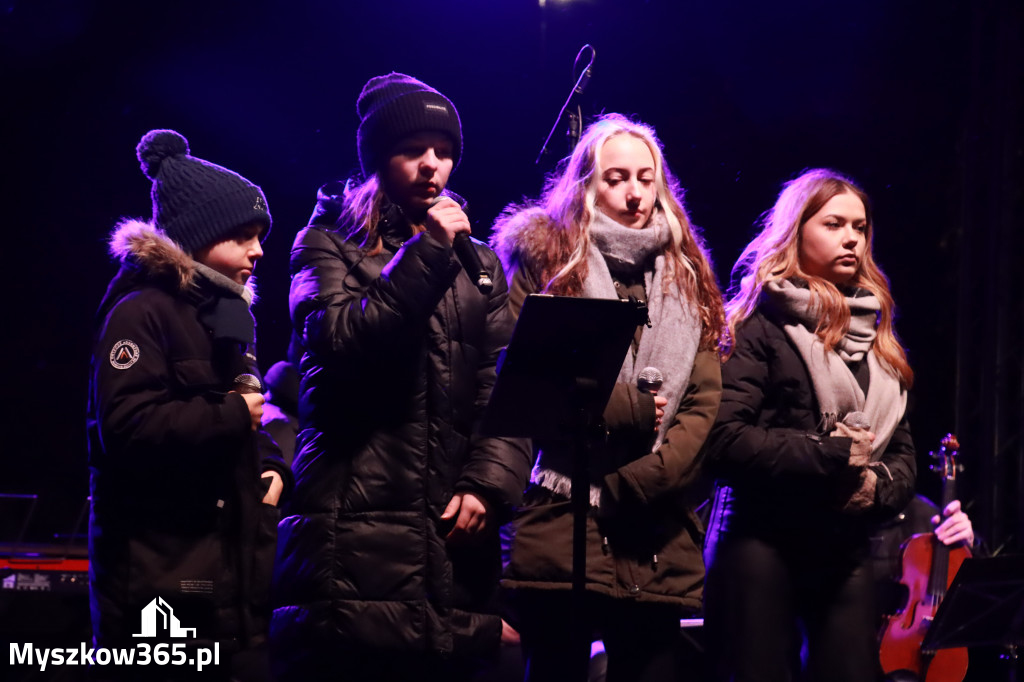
[
  {"left": 90, "top": 295, "right": 252, "bottom": 469},
  {"left": 870, "top": 416, "right": 916, "bottom": 520},
  {"left": 459, "top": 251, "right": 532, "bottom": 515},
  {"left": 602, "top": 383, "right": 657, "bottom": 435},
  {"left": 257, "top": 428, "right": 295, "bottom": 503},
  {"left": 504, "top": 258, "right": 538, "bottom": 319},
  {"left": 706, "top": 315, "right": 852, "bottom": 482},
  {"left": 604, "top": 349, "right": 722, "bottom": 506},
  {"left": 289, "top": 226, "right": 462, "bottom": 361}
]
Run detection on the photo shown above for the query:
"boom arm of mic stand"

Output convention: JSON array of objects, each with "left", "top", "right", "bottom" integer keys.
[
  {"left": 535, "top": 45, "right": 596, "bottom": 164},
  {"left": 566, "top": 104, "right": 582, "bottom": 155}
]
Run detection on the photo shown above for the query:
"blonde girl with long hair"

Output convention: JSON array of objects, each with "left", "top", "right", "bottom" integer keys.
[{"left": 491, "top": 113, "right": 725, "bottom": 682}]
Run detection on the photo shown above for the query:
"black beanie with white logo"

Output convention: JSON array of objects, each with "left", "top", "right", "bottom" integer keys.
[{"left": 356, "top": 73, "right": 463, "bottom": 177}]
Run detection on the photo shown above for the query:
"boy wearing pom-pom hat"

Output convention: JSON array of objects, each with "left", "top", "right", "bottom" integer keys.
[{"left": 86, "top": 129, "right": 291, "bottom": 680}]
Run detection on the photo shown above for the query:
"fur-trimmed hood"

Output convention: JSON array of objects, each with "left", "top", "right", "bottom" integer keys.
[
  {"left": 108, "top": 218, "right": 197, "bottom": 292},
  {"left": 107, "top": 218, "right": 257, "bottom": 298},
  {"left": 489, "top": 205, "right": 577, "bottom": 293},
  {"left": 98, "top": 219, "right": 256, "bottom": 324}
]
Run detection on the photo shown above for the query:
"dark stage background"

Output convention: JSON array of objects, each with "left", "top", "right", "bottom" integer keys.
[{"left": 1, "top": 0, "right": 1021, "bottom": 575}]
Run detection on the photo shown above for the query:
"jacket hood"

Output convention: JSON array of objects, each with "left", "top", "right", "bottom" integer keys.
[
  {"left": 99, "top": 219, "right": 258, "bottom": 325},
  {"left": 108, "top": 218, "right": 197, "bottom": 292},
  {"left": 308, "top": 180, "right": 416, "bottom": 252},
  {"left": 490, "top": 205, "right": 583, "bottom": 293},
  {"left": 308, "top": 181, "right": 347, "bottom": 228},
  {"left": 108, "top": 219, "right": 258, "bottom": 298},
  {"left": 489, "top": 206, "right": 552, "bottom": 275}
]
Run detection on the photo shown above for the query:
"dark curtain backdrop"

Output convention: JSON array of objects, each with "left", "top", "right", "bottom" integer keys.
[{"left": 1, "top": 0, "right": 1020, "bottom": 552}]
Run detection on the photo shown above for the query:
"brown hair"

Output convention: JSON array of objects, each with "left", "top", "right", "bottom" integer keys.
[{"left": 725, "top": 168, "right": 913, "bottom": 387}]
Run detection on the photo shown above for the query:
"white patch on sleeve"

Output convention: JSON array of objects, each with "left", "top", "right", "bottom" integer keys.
[{"left": 109, "top": 339, "right": 140, "bottom": 369}]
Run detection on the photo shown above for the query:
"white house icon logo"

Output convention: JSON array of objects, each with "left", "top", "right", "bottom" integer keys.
[{"left": 132, "top": 597, "right": 197, "bottom": 638}]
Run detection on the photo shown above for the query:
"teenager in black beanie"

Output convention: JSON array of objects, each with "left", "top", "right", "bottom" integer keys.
[
  {"left": 87, "top": 129, "right": 291, "bottom": 681},
  {"left": 270, "top": 73, "right": 531, "bottom": 682},
  {"left": 355, "top": 72, "right": 464, "bottom": 178}
]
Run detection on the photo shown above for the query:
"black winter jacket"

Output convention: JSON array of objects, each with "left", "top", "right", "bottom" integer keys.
[
  {"left": 87, "top": 220, "right": 289, "bottom": 653},
  {"left": 705, "top": 306, "right": 916, "bottom": 555},
  {"left": 270, "top": 189, "right": 532, "bottom": 676}
]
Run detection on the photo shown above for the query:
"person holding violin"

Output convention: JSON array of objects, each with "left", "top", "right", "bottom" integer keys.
[
  {"left": 875, "top": 494, "right": 976, "bottom": 681},
  {"left": 873, "top": 495, "right": 976, "bottom": 620},
  {"left": 703, "top": 168, "right": 918, "bottom": 682},
  {"left": 931, "top": 500, "right": 975, "bottom": 548}
]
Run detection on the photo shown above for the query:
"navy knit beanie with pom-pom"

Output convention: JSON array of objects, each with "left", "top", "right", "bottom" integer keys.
[{"left": 136, "top": 129, "right": 271, "bottom": 254}]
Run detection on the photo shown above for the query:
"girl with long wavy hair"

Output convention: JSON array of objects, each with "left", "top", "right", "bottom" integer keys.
[
  {"left": 703, "top": 168, "right": 917, "bottom": 681},
  {"left": 491, "top": 113, "right": 725, "bottom": 682}
]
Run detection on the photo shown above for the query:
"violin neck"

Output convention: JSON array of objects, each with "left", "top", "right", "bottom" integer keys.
[{"left": 928, "top": 476, "right": 957, "bottom": 603}]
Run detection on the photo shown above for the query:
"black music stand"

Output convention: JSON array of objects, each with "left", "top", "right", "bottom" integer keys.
[
  {"left": 481, "top": 294, "right": 645, "bottom": 682},
  {"left": 481, "top": 294, "right": 644, "bottom": 439},
  {"left": 921, "top": 555, "right": 1024, "bottom": 681}
]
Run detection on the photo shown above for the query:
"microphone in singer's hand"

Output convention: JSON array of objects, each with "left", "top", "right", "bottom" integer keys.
[
  {"left": 430, "top": 195, "right": 493, "bottom": 294},
  {"left": 233, "top": 373, "right": 263, "bottom": 395},
  {"left": 452, "top": 233, "right": 493, "bottom": 294},
  {"left": 637, "top": 367, "right": 664, "bottom": 394},
  {"left": 842, "top": 411, "right": 871, "bottom": 430}
]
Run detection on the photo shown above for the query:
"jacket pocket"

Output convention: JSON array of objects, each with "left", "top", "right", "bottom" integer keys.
[
  {"left": 503, "top": 492, "right": 614, "bottom": 587},
  {"left": 246, "top": 501, "right": 280, "bottom": 644},
  {"left": 333, "top": 509, "right": 424, "bottom": 600},
  {"left": 127, "top": 528, "right": 231, "bottom": 639},
  {"left": 251, "top": 502, "right": 281, "bottom": 609}
]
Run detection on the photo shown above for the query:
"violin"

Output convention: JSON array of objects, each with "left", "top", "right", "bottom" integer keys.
[{"left": 879, "top": 434, "right": 972, "bottom": 681}]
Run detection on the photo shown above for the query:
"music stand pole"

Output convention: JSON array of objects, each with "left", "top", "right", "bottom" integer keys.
[{"left": 480, "top": 294, "right": 645, "bottom": 682}]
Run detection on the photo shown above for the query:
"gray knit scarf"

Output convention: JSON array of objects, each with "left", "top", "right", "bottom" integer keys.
[
  {"left": 192, "top": 261, "right": 257, "bottom": 347},
  {"left": 764, "top": 279, "right": 906, "bottom": 458},
  {"left": 531, "top": 209, "right": 702, "bottom": 504},
  {"left": 193, "top": 261, "right": 253, "bottom": 305}
]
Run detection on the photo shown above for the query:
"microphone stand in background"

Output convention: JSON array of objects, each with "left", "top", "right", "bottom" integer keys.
[{"left": 536, "top": 44, "right": 596, "bottom": 165}]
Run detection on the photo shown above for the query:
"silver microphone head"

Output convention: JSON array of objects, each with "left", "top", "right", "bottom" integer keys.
[
  {"left": 233, "top": 373, "right": 263, "bottom": 395},
  {"left": 842, "top": 411, "right": 871, "bottom": 430},
  {"left": 637, "top": 367, "right": 664, "bottom": 393}
]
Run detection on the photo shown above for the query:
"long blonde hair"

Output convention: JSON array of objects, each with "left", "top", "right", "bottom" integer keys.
[
  {"left": 504, "top": 113, "right": 725, "bottom": 351},
  {"left": 725, "top": 168, "right": 913, "bottom": 387}
]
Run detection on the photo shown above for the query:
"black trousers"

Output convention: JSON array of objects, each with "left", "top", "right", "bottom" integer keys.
[
  {"left": 511, "top": 590, "right": 687, "bottom": 682},
  {"left": 704, "top": 533, "right": 878, "bottom": 682}
]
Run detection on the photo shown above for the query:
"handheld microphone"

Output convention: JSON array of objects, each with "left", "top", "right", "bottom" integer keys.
[
  {"left": 430, "top": 194, "right": 493, "bottom": 294},
  {"left": 452, "top": 234, "right": 494, "bottom": 294},
  {"left": 637, "top": 367, "right": 664, "bottom": 394},
  {"left": 233, "top": 373, "right": 263, "bottom": 395},
  {"left": 842, "top": 411, "right": 871, "bottom": 430}
]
